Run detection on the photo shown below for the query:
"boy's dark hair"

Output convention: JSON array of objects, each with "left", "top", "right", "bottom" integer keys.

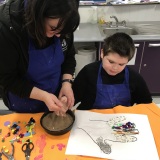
[
  {"left": 103, "top": 33, "right": 135, "bottom": 61},
  {"left": 24, "top": 0, "right": 80, "bottom": 47}
]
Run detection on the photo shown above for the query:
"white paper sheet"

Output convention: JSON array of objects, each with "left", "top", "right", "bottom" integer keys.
[{"left": 66, "top": 110, "right": 159, "bottom": 160}]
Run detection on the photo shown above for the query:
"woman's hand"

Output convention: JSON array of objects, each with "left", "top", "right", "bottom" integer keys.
[
  {"left": 44, "top": 93, "right": 67, "bottom": 112},
  {"left": 30, "top": 87, "right": 66, "bottom": 112},
  {"left": 58, "top": 82, "right": 75, "bottom": 109}
]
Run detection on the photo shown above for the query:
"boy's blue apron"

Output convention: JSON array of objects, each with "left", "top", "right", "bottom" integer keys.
[
  {"left": 8, "top": 37, "right": 64, "bottom": 113},
  {"left": 93, "top": 63, "right": 131, "bottom": 109}
]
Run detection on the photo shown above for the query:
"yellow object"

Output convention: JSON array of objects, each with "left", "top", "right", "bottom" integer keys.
[
  {"left": 16, "top": 136, "right": 20, "bottom": 140},
  {"left": 98, "top": 17, "right": 106, "bottom": 24},
  {"left": 2, "top": 146, "right": 9, "bottom": 153}
]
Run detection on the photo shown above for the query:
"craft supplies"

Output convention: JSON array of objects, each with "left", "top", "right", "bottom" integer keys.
[
  {"left": 1, "top": 143, "right": 14, "bottom": 160},
  {"left": 22, "top": 142, "right": 34, "bottom": 160}
]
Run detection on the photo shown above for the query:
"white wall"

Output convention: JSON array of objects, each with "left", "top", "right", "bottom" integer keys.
[{"left": 79, "top": 4, "right": 160, "bottom": 23}]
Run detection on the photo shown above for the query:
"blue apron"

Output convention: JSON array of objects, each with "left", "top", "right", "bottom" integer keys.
[
  {"left": 93, "top": 63, "right": 131, "bottom": 109},
  {"left": 8, "top": 37, "right": 64, "bottom": 113}
]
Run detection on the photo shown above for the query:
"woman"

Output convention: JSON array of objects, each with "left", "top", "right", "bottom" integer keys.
[
  {"left": 73, "top": 33, "right": 152, "bottom": 110},
  {"left": 0, "top": 0, "right": 80, "bottom": 113}
]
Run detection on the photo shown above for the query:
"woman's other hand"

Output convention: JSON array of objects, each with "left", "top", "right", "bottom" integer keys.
[
  {"left": 59, "top": 82, "right": 75, "bottom": 109},
  {"left": 55, "top": 96, "right": 68, "bottom": 116}
]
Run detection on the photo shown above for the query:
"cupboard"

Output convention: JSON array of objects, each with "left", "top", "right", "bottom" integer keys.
[
  {"left": 122, "top": 40, "right": 160, "bottom": 94},
  {"left": 139, "top": 41, "right": 160, "bottom": 95}
]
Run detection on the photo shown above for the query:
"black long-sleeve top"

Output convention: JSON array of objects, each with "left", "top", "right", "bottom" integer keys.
[{"left": 73, "top": 61, "right": 152, "bottom": 110}]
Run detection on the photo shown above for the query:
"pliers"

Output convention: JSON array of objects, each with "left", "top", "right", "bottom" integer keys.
[
  {"left": 0, "top": 152, "right": 2, "bottom": 160},
  {"left": 1, "top": 143, "right": 14, "bottom": 160}
]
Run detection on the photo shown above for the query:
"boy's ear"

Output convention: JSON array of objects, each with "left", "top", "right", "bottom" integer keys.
[{"left": 100, "top": 49, "right": 104, "bottom": 59}]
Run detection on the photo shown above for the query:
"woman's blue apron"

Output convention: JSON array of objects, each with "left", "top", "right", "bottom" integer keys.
[
  {"left": 8, "top": 37, "right": 64, "bottom": 112},
  {"left": 93, "top": 63, "right": 131, "bottom": 109}
]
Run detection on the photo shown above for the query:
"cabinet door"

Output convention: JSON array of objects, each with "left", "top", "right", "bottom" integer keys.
[
  {"left": 127, "top": 41, "right": 144, "bottom": 73},
  {"left": 140, "top": 41, "right": 160, "bottom": 94}
]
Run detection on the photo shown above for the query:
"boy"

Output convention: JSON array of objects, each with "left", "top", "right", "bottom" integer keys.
[{"left": 73, "top": 32, "right": 152, "bottom": 109}]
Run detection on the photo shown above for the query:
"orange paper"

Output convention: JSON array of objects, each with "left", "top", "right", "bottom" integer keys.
[{"left": 0, "top": 103, "right": 160, "bottom": 160}]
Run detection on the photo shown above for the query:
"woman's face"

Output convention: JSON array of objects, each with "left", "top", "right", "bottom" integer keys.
[
  {"left": 45, "top": 18, "right": 62, "bottom": 38},
  {"left": 101, "top": 50, "right": 129, "bottom": 76}
]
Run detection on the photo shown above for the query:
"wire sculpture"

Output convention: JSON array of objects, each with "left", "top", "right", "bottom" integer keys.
[
  {"left": 77, "top": 116, "right": 139, "bottom": 154},
  {"left": 77, "top": 127, "right": 111, "bottom": 154}
]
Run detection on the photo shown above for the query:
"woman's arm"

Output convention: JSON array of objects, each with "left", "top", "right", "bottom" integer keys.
[
  {"left": 0, "top": 25, "right": 33, "bottom": 98},
  {"left": 58, "top": 33, "right": 76, "bottom": 108},
  {"left": 30, "top": 87, "right": 67, "bottom": 112}
]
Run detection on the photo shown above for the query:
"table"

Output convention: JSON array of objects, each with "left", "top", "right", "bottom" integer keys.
[{"left": 0, "top": 103, "right": 160, "bottom": 160}]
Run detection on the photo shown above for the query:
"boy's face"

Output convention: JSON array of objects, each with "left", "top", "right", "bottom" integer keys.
[{"left": 101, "top": 50, "right": 129, "bottom": 76}]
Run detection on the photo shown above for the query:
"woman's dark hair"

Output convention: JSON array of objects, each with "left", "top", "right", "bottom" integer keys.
[
  {"left": 103, "top": 33, "right": 135, "bottom": 61},
  {"left": 24, "top": 0, "right": 80, "bottom": 47}
]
